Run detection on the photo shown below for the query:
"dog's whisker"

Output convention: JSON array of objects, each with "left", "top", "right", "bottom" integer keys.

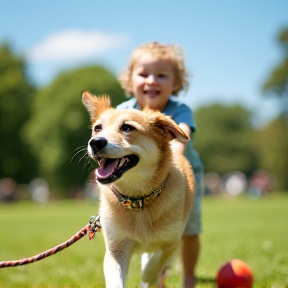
[
  {"left": 84, "top": 157, "right": 91, "bottom": 172},
  {"left": 73, "top": 145, "right": 87, "bottom": 152},
  {"left": 82, "top": 158, "right": 88, "bottom": 173},
  {"left": 80, "top": 154, "right": 89, "bottom": 170},
  {"left": 72, "top": 147, "right": 87, "bottom": 157},
  {"left": 84, "top": 157, "right": 89, "bottom": 168},
  {"left": 83, "top": 156, "right": 96, "bottom": 173},
  {"left": 70, "top": 147, "right": 87, "bottom": 164},
  {"left": 78, "top": 152, "right": 88, "bottom": 165}
]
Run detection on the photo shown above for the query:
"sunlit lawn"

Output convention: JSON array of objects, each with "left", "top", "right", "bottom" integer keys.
[{"left": 0, "top": 193, "right": 287, "bottom": 287}]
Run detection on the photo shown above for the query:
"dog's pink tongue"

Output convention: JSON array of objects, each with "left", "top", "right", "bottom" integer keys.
[{"left": 96, "top": 160, "right": 118, "bottom": 178}]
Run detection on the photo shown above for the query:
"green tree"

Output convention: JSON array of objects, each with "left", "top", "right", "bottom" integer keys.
[
  {"left": 194, "top": 104, "right": 257, "bottom": 176},
  {"left": 24, "top": 66, "right": 126, "bottom": 195},
  {"left": 262, "top": 27, "right": 288, "bottom": 120},
  {"left": 0, "top": 42, "right": 37, "bottom": 183},
  {"left": 255, "top": 118, "right": 288, "bottom": 190}
]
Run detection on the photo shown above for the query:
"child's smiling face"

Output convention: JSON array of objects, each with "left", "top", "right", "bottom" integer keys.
[{"left": 131, "top": 53, "right": 176, "bottom": 111}]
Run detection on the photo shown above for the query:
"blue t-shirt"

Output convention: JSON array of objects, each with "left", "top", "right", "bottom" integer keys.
[{"left": 116, "top": 97, "right": 204, "bottom": 173}]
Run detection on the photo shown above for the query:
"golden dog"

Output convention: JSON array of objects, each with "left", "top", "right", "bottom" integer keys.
[{"left": 82, "top": 91, "right": 195, "bottom": 288}]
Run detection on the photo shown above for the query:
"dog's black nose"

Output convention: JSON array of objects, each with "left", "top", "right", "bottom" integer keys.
[{"left": 89, "top": 137, "right": 108, "bottom": 152}]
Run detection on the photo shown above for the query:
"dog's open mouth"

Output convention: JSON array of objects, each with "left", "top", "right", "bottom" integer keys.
[{"left": 95, "top": 154, "right": 139, "bottom": 184}]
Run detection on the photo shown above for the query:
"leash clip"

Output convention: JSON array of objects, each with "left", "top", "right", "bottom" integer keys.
[{"left": 88, "top": 215, "right": 101, "bottom": 240}]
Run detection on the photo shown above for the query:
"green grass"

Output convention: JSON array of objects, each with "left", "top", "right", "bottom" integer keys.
[
  {"left": 0, "top": 193, "right": 287, "bottom": 287},
  {"left": 198, "top": 193, "right": 288, "bottom": 288}
]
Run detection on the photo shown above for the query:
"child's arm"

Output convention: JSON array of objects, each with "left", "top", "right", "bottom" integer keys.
[{"left": 171, "top": 123, "right": 191, "bottom": 155}]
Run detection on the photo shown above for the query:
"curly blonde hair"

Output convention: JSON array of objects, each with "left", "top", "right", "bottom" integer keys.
[{"left": 118, "top": 42, "right": 189, "bottom": 96}]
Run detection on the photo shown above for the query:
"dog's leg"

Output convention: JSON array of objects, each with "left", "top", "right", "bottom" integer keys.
[
  {"left": 141, "top": 244, "right": 177, "bottom": 287},
  {"left": 104, "top": 240, "right": 133, "bottom": 288},
  {"left": 141, "top": 252, "right": 164, "bottom": 288},
  {"left": 140, "top": 253, "right": 153, "bottom": 288}
]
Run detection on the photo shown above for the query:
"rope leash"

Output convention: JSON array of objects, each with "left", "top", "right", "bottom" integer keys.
[{"left": 0, "top": 215, "right": 101, "bottom": 268}]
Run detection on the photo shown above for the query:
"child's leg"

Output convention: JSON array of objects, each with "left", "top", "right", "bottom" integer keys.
[
  {"left": 182, "top": 170, "right": 204, "bottom": 288},
  {"left": 181, "top": 234, "right": 200, "bottom": 288}
]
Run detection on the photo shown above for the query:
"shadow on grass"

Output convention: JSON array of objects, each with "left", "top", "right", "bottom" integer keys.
[{"left": 196, "top": 276, "right": 216, "bottom": 286}]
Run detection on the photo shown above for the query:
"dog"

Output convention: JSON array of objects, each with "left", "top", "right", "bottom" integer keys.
[{"left": 82, "top": 91, "right": 195, "bottom": 288}]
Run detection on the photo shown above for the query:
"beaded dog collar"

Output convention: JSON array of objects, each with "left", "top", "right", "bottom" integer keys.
[{"left": 110, "top": 176, "right": 168, "bottom": 210}]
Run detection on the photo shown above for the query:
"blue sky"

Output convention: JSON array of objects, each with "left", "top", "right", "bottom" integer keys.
[{"left": 1, "top": 0, "right": 287, "bottom": 125}]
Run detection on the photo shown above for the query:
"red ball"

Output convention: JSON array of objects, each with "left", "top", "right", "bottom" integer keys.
[{"left": 217, "top": 259, "right": 253, "bottom": 288}]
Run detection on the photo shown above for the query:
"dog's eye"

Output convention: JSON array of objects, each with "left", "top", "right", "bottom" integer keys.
[
  {"left": 121, "top": 124, "right": 135, "bottom": 133},
  {"left": 94, "top": 124, "right": 102, "bottom": 132}
]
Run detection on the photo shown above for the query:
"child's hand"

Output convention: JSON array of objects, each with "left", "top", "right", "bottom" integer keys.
[{"left": 171, "top": 123, "right": 190, "bottom": 155}]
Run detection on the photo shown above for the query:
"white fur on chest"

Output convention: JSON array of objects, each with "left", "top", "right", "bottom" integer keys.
[{"left": 99, "top": 183, "right": 186, "bottom": 253}]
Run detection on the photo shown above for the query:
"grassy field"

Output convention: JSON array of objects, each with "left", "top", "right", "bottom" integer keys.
[{"left": 0, "top": 193, "right": 287, "bottom": 287}]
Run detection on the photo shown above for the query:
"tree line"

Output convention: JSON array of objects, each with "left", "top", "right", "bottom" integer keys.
[{"left": 0, "top": 27, "right": 287, "bottom": 196}]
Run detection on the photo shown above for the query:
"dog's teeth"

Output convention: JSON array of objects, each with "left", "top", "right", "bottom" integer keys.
[
  {"left": 119, "top": 158, "right": 126, "bottom": 167},
  {"left": 125, "top": 157, "right": 130, "bottom": 163},
  {"left": 97, "top": 157, "right": 105, "bottom": 166}
]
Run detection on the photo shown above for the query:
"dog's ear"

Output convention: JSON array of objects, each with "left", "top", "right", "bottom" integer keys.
[
  {"left": 149, "top": 112, "right": 190, "bottom": 142},
  {"left": 82, "top": 91, "right": 111, "bottom": 122}
]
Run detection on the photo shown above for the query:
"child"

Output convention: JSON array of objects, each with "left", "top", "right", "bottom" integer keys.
[{"left": 117, "top": 42, "right": 204, "bottom": 288}]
